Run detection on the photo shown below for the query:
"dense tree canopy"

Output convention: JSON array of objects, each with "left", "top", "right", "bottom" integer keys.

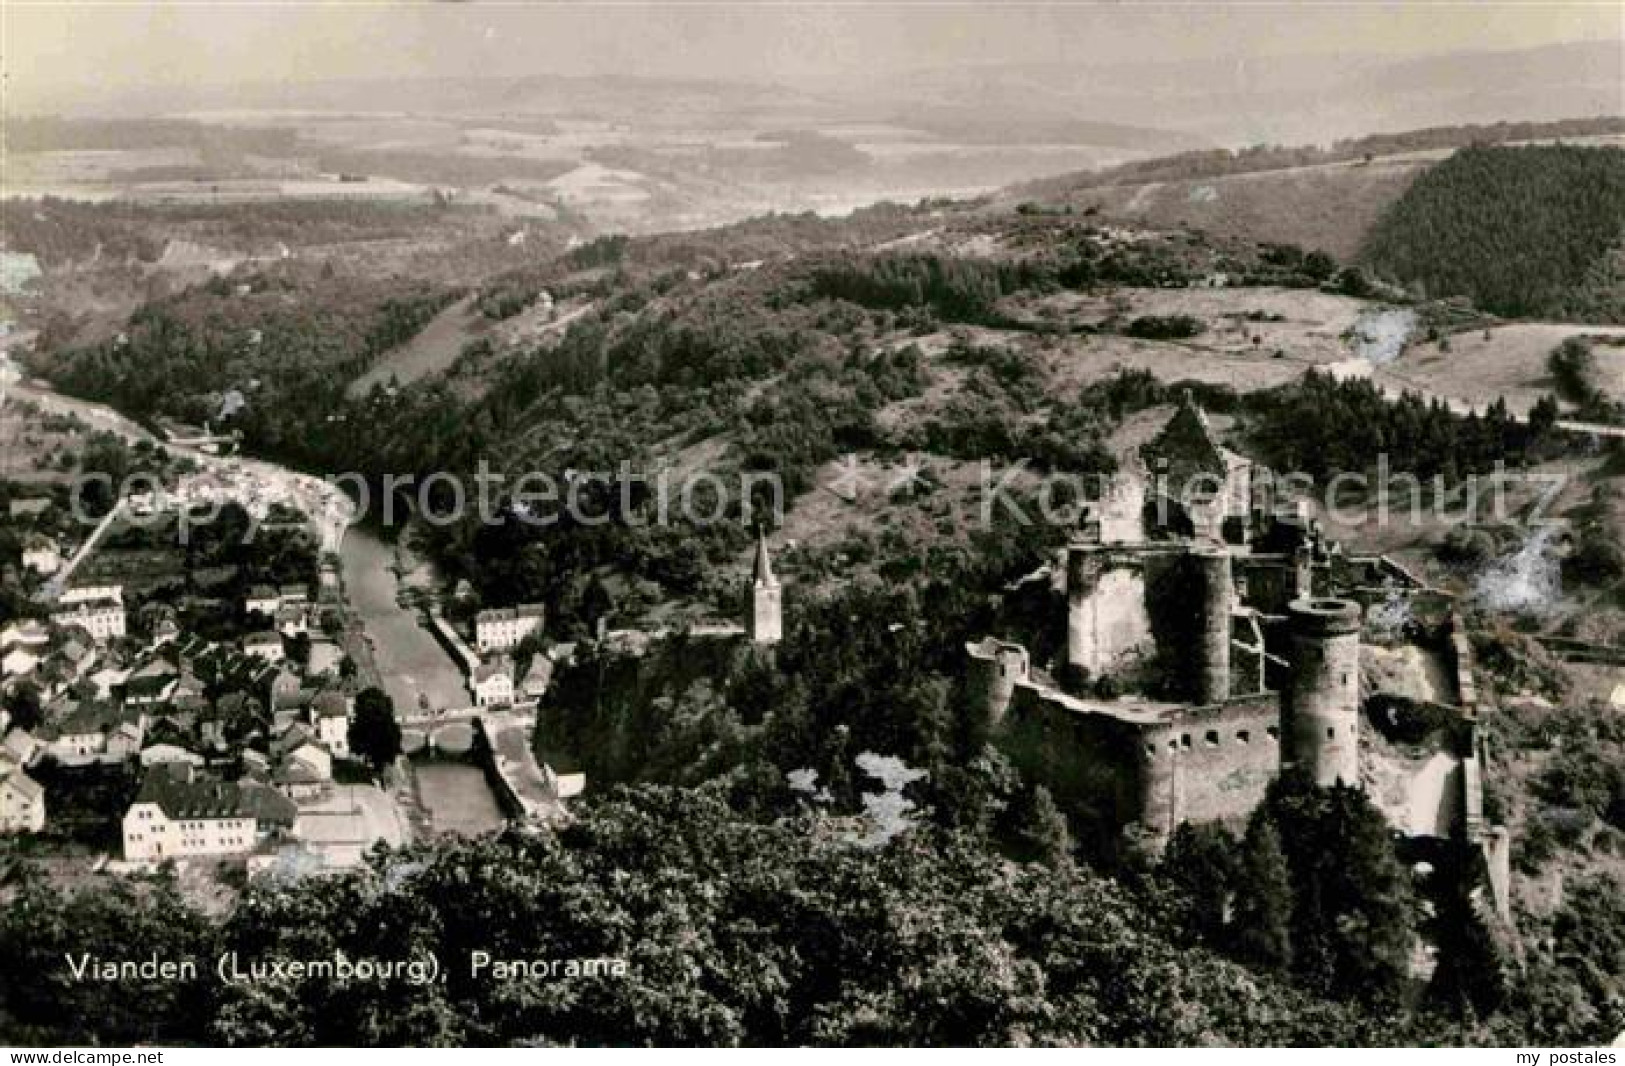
[{"left": 1362, "top": 145, "right": 1625, "bottom": 320}]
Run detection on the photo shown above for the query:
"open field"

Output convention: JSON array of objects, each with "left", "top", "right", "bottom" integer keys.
[
  {"left": 1036, "top": 286, "right": 1375, "bottom": 383},
  {"left": 1021, "top": 156, "right": 1430, "bottom": 260},
  {"left": 1375, "top": 323, "right": 1625, "bottom": 417}
]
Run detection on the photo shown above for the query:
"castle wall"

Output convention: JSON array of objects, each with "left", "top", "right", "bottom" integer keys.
[
  {"left": 1000, "top": 683, "right": 1151, "bottom": 849},
  {"left": 1281, "top": 598, "right": 1362, "bottom": 787},
  {"left": 1000, "top": 681, "right": 1281, "bottom": 850}
]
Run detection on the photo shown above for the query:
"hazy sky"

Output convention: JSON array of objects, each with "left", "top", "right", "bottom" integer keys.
[{"left": 5, "top": 1, "right": 1621, "bottom": 111}]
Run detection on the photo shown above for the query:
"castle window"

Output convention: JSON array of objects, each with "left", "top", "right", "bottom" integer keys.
[
  {"left": 1180, "top": 734, "right": 1192, "bottom": 749},
  {"left": 1204, "top": 730, "right": 1220, "bottom": 747},
  {"left": 1167, "top": 739, "right": 1179, "bottom": 751},
  {"left": 1266, "top": 726, "right": 1279, "bottom": 741},
  {"left": 1236, "top": 730, "right": 1250, "bottom": 745},
  {"left": 1326, "top": 726, "right": 1336, "bottom": 739},
  {"left": 1144, "top": 742, "right": 1157, "bottom": 757}
]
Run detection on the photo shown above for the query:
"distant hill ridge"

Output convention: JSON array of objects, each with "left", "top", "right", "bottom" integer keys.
[{"left": 1005, "top": 116, "right": 1625, "bottom": 199}]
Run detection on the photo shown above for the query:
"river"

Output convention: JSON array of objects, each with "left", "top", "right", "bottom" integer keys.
[
  {"left": 338, "top": 526, "right": 469, "bottom": 713},
  {"left": 337, "top": 527, "right": 506, "bottom": 837},
  {"left": 413, "top": 762, "right": 507, "bottom": 837}
]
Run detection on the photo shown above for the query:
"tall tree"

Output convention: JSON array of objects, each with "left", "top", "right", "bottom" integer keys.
[
  {"left": 1259, "top": 775, "right": 1415, "bottom": 1005},
  {"left": 1161, "top": 821, "right": 1239, "bottom": 945},
  {"left": 1013, "top": 784, "right": 1074, "bottom": 868},
  {"left": 348, "top": 686, "right": 401, "bottom": 773}
]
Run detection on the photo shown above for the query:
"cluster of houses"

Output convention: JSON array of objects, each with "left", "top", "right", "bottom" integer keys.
[
  {"left": 457, "top": 535, "right": 784, "bottom": 715},
  {"left": 130, "top": 465, "right": 354, "bottom": 553},
  {"left": 244, "top": 583, "right": 321, "bottom": 661},
  {"left": 0, "top": 569, "right": 378, "bottom": 868}
]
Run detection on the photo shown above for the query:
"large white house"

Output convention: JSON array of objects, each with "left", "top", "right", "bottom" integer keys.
[
  {"left": 475, "top": 604, "right": 546, "bottom": 653},
  {"left": 122, "top": 763, "right": 297, "bottom": 862}
]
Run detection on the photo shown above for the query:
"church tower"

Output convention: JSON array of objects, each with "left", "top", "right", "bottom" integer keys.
[{"left": 746, "top": 530, "right": 782, "bottom": 645}]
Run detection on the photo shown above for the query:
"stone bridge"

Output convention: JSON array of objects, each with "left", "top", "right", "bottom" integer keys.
[{"left": 398, "top": 707, "right": 563, "bottom": 824}]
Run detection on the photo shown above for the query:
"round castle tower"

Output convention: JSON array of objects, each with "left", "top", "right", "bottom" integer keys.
[
  {"left": 1281, "top": 597, "right": 1362, "bottom": 786},
  {"left": 967, "top": 639, "right": 1030, "bottom": 725}
]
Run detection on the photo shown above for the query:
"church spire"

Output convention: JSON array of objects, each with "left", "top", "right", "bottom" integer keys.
[
  {"left": 746, "top": 527, "right": 782, "bottom": 645},
  {"left": 752, "top": 527, "right": 778, "bottom": 588}
]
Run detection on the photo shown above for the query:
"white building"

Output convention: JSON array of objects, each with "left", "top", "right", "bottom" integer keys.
[
  {"left": 472, "top": 658, "right": 514, "bottom": 708},
  {"left": 1, "top": 729, "right": 41, "bottom": 768},
  {"left": 0, "top": 620, "right": 49, "bottom": 648},
  {"left": 245, "top": 585, "right": 281, "bottom": 617},
  {"left": 244, "top": 631, "right": 285, "bottom": 662},
  {"left": 1, "top": 644, "right": 42, "bottom": 679},
  {"left": 140, "top": 743, "right": 205, "bottom": 768},
  {"left": 122, "top": 763, "right": 296, "bottom": 862},
  {"left": 60, "top": 585, "right": 123, "bottom": 607},
  {"left": 311, "top": 692, "right": 351, "bottom": 758},
  {"left": 40, "top": 701, "right": 142, "bottom": 767},
  {"left": 276, "top": 602, "right": 310, "bottom": 638},
  {"left": 0, "top": 765, "right": 45, "bottom": 833},
  {"left": 475, "top": 604, "right": 546, "bottom": 653},
  {"left": 51, "top": 588, "right": 126, "bottom": 644},
  {"left": 21, "top": 536, "right": 61, "bottom": 576}
]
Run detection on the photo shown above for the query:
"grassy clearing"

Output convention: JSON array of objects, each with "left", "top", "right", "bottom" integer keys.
[
  {"left": 1379, "top": 323, "right": 1625, "bottom": 417},
  {"left": 346, "top": 293, "right": 484, "bottom": 398}
]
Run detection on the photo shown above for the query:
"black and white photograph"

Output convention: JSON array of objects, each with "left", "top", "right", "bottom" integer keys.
[{"left": 0, "top": 0, "right": 1622, "bottom": 1050}]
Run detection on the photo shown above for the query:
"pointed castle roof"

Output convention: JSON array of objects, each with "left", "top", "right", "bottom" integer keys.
[
  {"left": 752, "top": 530, "right": 778, "bottom": 588},
  {"left": 1142, "top": 389, "right": 1231, "bottom": 477}
]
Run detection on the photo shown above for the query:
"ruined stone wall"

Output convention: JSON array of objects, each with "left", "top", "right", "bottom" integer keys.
[
  {"left": 1066, "top": 544, "right": 1243, "bottom": 702},
  {"left": 1000, "top": 682, "right": 1151, "bottom": 849},
  {"left": 1000, "top": 682, "right": 1282, "bottom": 848},
  {"left": 1141, "top": 695, "right": 1282, "bottom": 839},
  {"left": 1235, "top": 555, "right": 1301, "bottom": 616},
  {"left": 1065, "top": 549, "right": 1164, "bottom": 681}
]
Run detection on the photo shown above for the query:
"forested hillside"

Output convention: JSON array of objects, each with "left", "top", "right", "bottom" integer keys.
[
  {"left": 1360, "top": 144, "right": 1625, "bottom": 320},
  {"left": 6, "top": 779, "right": 1617, "bottom": 1046}
]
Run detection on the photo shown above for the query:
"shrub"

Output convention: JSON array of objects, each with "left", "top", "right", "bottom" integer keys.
[{"left": 1125, "top": 314, "right": 1205, "bottom": 340}]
